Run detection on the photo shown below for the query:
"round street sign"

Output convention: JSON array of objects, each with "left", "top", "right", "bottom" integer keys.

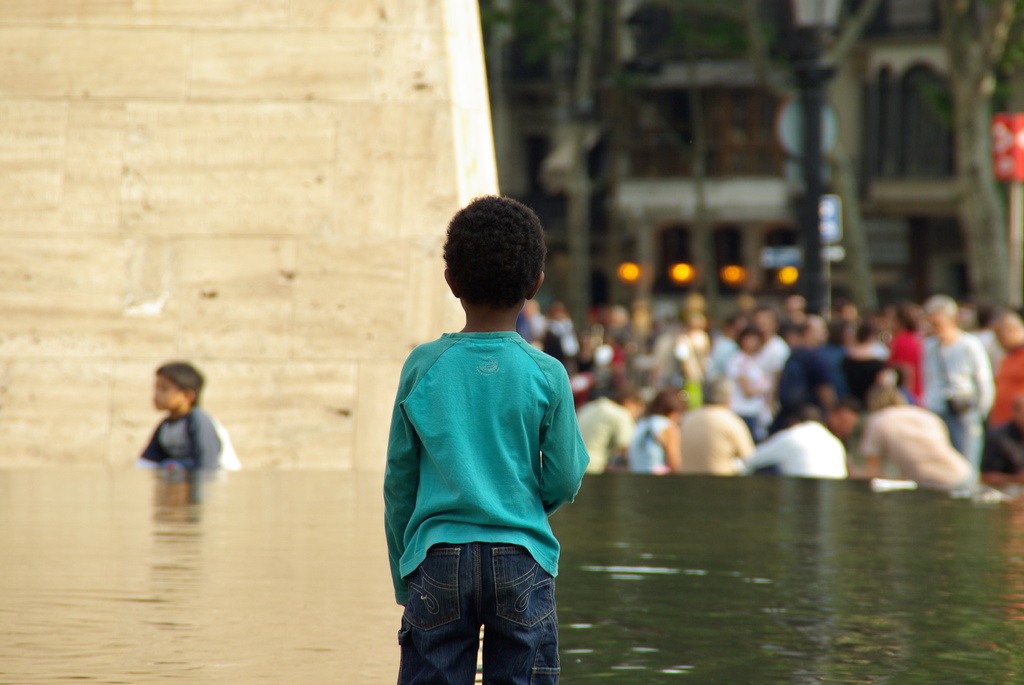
[{"left": 775, "top": 97, "right": 839, "bottom": 157}]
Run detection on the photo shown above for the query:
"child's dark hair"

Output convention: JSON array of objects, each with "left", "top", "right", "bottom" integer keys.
[
  {"left": 443, "top": 195, "right": 546, "bottom": 308},
  {"left": 156, "top": 361, "right": 205, "bottom": 405},
  {"left": 646, "top": 387, "right": 686, "bottom": 417},
  {"left": 737, "top": 324, "right": 764, "bottom": 346},
  {"left": 895, "top": 302, "right": 921, "bottom": 333}
]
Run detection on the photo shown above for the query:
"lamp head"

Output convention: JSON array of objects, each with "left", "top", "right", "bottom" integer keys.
[{"left": 790, "top": 0, "right": 842, "bottom": 29}]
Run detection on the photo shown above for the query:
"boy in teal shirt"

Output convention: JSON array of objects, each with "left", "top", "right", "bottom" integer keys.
[{"left": 384, "top": 196, "right": 589, "bottom": 684}]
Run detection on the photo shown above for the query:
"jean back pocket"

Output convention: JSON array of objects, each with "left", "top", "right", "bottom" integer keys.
[
  {"left": 492, "top": 546, "right": 555, "bottom": 627},
  {"left": 404, "top": 546, "right": 462, "bottom": 630}
]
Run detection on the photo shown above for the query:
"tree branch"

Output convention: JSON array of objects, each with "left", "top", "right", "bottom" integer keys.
[
  {"left": 937, "top": 0, "right": 969, "bottom": 77},
  {"left": 741, "top": 0, "right": 791, "bottom": 98},
  {"left": 824, "top": 0, "right": 884, "bottom": 65},
  {"left": 673, "top": 0, "right": 745, "bottom": 22},
  {"left": 982, "top": 0, "right": 1017, "bottom": 73}
]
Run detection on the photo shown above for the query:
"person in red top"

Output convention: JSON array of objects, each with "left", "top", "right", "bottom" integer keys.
[
  {"left": 988, "top": 311, "right": 1024, "bottom": 426},
  {"left": 887, "top": 302, "right": 924, "bottom": 404}
]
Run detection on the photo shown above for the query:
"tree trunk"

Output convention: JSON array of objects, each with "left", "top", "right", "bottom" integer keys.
[
  {"left": 565, "top": 124, "right": 593, "bottom": 326},
  {"left": 951, "top": 78, "right": 1008, "bottom": 302},
  {"left": 828, "top": 141, "right": 878, "bottom": 312},
  {"left": 564, "top": 0, "right": 602, "bottom": 326},
  {"left": 822, "top": 0, "right": 884, "bottom": 314},
  {"left": 939, "top": 0, "right": 1010, "bottom": 302},
  {"left": 687, "top": 59, "right": 720, "bottom": 319}
]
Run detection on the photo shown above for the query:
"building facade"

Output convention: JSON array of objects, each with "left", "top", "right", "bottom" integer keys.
[{"left": 485, "top": 0, "right": 971, "bottom": 318}]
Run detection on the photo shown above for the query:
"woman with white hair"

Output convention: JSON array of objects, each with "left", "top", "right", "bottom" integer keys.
[{"left": 921, "top": 294, "right": 994, "bottom": 472}]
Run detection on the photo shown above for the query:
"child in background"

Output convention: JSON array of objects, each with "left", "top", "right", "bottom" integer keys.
[
  {"left": 137, "top": 361, "right": 239, "bottom": 471},
  {"left": 384, "top": 196, "right": 589, "bottom": 684}
]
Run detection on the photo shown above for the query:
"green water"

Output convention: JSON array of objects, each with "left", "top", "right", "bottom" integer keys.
[
  {"left": 2, "top": 469, "right": 1024, "bottom": 683},
  {"left": 556, "top": 475, "right": 1024, "bottom": 683}
]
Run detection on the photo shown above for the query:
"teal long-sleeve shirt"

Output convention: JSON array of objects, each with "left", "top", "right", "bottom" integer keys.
[{"left": 383, "top": 331, "right": 589, "bottom": 605}]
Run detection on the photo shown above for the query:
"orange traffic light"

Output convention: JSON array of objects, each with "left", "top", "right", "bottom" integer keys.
[
  {"left": 777, "top": 266, "right": 799, "bottom": 286},
  {"left": 669, "top": 263, "right": 696, "bottom": 285},
  {"left": 719, "top": 265, "right": 748, "bottom": 286},
  {"left": 617, "top": 262, "right": 642, "bottom": 284}
]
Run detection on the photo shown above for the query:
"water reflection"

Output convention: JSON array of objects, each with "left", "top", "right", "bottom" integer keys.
[
  {"left": 554, "top": 474, "right": 1024, "bottom": 683},
  {"left": 154, "top": 467, "right": 204, "bottom": 510},
  {"left": 5, "top": 470, "right": 1024, "bottom": 684},
  {"left": 0, "top": 469, "right": 401, "bottom": 684}
]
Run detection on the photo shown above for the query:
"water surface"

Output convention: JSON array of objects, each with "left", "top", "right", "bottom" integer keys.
[
  {"left": 3, "top": 470, "right": 1024, "bottom": 684},
  {"left": 1, "top": 469, "right": 401, "bottom": 684},
  {"left": 555, "top": 475, "right": 1024, "bottom": 683}
]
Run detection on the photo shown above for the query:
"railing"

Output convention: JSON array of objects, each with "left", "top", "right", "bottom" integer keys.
[{"left": 621, "top": 133, "right": 784, "bottom": 178}]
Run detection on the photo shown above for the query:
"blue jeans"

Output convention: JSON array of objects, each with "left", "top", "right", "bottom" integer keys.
[
  {"left": 397, "top": 543, "right": 560, "bottom": 685},
  {"left": 738, "top": 414, "right": 764, "bottom": 443},
  {"left": 938, "top": 408, "right": 983, "bottom": 473}
]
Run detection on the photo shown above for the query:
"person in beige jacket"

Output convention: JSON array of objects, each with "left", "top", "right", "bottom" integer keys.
[
  {"left": 678, "top": 379, "right": 755, "bottom": 475},
  {"left": 859, "top": 371, "right": 974, "bottom": 491}
]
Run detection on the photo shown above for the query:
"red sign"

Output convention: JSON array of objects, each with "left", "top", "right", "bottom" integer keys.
[{"left": 993, "top": 113, "right": 1024, "bottom": 181}]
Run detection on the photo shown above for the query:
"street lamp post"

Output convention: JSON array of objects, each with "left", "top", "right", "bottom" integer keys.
[{"left": 790, "top": 0, "right": 841, "bottom": 316}]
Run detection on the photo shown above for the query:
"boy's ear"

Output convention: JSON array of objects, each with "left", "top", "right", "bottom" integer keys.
[
  {"left": 525, "top": 272, "right": 544, "bottom": 301},
  {"left": 184, "top": 389, "right": 198, "bottom": 407},
  {"left": 444, "top": 268, "right": 460, "bottom": 298}
]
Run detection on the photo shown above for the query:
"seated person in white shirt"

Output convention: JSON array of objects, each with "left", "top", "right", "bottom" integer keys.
[{"left": 740, "top": 404, "right": 847, "bottom": 479}]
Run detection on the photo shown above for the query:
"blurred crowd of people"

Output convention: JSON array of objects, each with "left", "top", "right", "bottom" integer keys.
[{"left": 518, "top": 292, "right": 1024, "bottom": 493}]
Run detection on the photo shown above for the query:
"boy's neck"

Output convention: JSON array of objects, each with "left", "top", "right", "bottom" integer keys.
[
  {"left": 460, "top": 301, "right": 525, "bottom": 333},
  {"left": 167, "top": 406, "right": 193, "bottom": 420}
]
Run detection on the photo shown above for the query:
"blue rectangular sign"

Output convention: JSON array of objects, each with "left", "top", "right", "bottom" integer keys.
[{"left": 819, "top": 194, "right": 842, "bottom": 244}]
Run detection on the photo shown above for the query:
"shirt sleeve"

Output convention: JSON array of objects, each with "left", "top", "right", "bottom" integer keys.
[
  {"left": 860, "top": 415, "right": 882, "bottom": 458},
  {"left": 922, "top": 339, "right": 943, "bottom": 413},
  {"left": 613, "top": 407, "right": 636, "bottom": 452},
  {"left": 742, "top": 433, "right": 788, "bottom": 473},
  {"left": 807, "top": 351, "right": 833, "bottom": 389},
  {"left": 139, "top": 423, "right": 167, "bottom": 464},
  {"left": 385, "top": 401, "right": 419, "bottom": 602},
  {"left": 969, "top": 336, "right": 995, "bottom": 415},
  {"left": 186, "top": 410, "right": 223, "bottom": 470},
  {"left": 538, "top": 370, "right": 589, "bottom": 515},
  {"left": 383, "top": 392, "right": 421, "bottom": 606}
]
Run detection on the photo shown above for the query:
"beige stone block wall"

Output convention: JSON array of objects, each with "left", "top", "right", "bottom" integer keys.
[{"left": 0, "top": 0, "right": 496, "bottom": 468}]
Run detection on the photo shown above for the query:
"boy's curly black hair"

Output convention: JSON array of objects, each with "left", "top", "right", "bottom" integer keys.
[{"left": 443, "top": 195, "right": 546, "bottom": 308}]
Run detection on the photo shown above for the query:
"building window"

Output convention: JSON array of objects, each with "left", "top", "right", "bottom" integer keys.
[
  {"left": 623, "top": 88, "right": 783, "bottom": 179},
  {"left": 705, "top": 90, "right": 783, "bottom": 176},
  {"left": 763, "top": 227, "right": 798, "bottom": 291},
  {"left": 861, "top": 0, "right": 939, "bottom": 36},
  {"left": 657, "top": 224, "right": 692, "bottom": 291},
  {"left": 886, "top": 0, "right": 938, "bottom": 33},
  {"left": 866, "top": 64, "right": 952, "bottom": 179},
  {"left": 900, "top": 65, "right": 953, "bottom": 177},
  {"left": 525, "top": 135, "right": 550, "bottom": 195},
  {"left": 876, "top": 67, "right": 898, "bottom": 177},
  {"left": 715, "top": 226, "right": 743, "bottom": 266},
  {"left": 715, "top": 226, "right": 745, "bottom": 293}
]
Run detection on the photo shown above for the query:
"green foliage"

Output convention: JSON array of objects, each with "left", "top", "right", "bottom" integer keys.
[
  {"left": 479, "top": 0, "right": 571, "bottom": 66},
  {"left": 665, "top": 0, "right": 750, "bottom": 59},
  {"left": 669, "top": 14, "right": 748, "bottom": 58},
  {"left": 480, "top": 0, "right": 768, "bottom": 69},
  {"left": 997, "top": 3, "right": 1024, "bottom": 76},
  {"left": 915, "top": 80, "right": 954, "bottom": 129},
  {"left": 992, "top": 1, "right": 1024, "bottom": 109}
]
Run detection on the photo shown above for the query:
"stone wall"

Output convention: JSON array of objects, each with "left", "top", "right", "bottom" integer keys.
[{"left": 0, "top": 0, "right": 496, "bottom": 468}]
